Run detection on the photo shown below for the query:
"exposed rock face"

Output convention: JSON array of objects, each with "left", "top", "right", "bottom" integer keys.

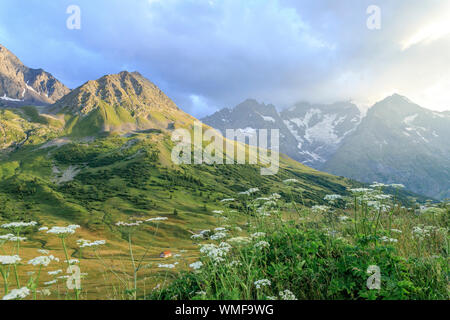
[
  {"left": 51, "top": 71, "right": 180, "bottom": 116},
  {"left": 0, "top": 44, "right": 70, "bottom": 106}
]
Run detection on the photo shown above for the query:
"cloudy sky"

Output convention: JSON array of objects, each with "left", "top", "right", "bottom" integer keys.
[{"left": 0, "top": 0, "right": 449, "bottom": 117}]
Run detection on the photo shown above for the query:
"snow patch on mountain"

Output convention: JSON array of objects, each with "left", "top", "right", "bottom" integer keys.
[
  {"left": 0, "top": 94, "right": 23, "bottom": 102},
  {"left": 260, "top": 115, "right": 275, "bottom": 122}
]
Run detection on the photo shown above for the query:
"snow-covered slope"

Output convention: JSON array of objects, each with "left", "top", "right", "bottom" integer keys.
[
  {"left": 201, "top": 99, "right": 361, "bottom": 167},
  {"left": 280, "top": 102, "right": 361, "bottom": 166}
]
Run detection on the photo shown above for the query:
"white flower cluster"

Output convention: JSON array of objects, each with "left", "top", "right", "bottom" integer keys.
[
  {"left": 66, "top": 259, "right": 80, "bottom": 264},
  {"left": 199, "top": 242, "right": 232, "bottom": 263},
  {"left": 77, "top": 239, "right": 106, "bottom": 248},
  {"left": 370, "top": 182, "right": 387, "bottom": 188},
  {"left": 239, "top": 187, "right": 259, "bottom": 195},
  {"left": 158, "top": 262, "right": 179, "bottom": 269},
  {"left": 380, "top": 236, "right": 398, "bottom": 243},
  {"left": 47, "top": 225, "right": 80, "bottom": 235},
  {"left": 254, "top": 279, "right": 271, "bottom": 289},
  {"left": 279, "top": 289, "right": 297, "bottom": 300},
  {"left": 412, "top": 225, "right": 440, "bottom": 239},
  {"left": 210, "top": 232, "right": 227, "bottom": 240},
  {"left": 28, "top": 255, "right": 59, "bottom": 267},
  {"left": 212, "top": 210, "right": 224, "bottom": 214},
  {"left": 48, "top": 269, "right": 63, "bottom": 276},
  {"left": 324, "top": 194, "right": 342, "bottom": 202},
  {"left": 220, "top": 198, "right": 235, "bottom": 202},
  {"left": 251, "top": 232, "right": 266, "bottom": 239},
  {"left": 146, "top": 217, "right": 168, "bottom": 222},
  {"left": 283, "top": 179, "right": 298, "bottom": 185},
  {"left": 0, "top": 234, "right": 26, "bottom": 242},
  {"left": 116, "top": 221, "right": 143, "bottom": 227},
  {"left": 254, "top": 241, "right": 270, "bottom": 250},
  {"left": 0, "top": 255, "right": 21, "bottom": 265},
  {"left": 189, "top": 261, "right": 203, "bottom": 270},
  {"left": 1, "top": 221, "right": 37, "bottom": 229},
  {"left": 2, "top": 287, "right": 30, "bottom": 300},
  {"left": 227, "top": 260, "right": 242, "bottom": 267}
]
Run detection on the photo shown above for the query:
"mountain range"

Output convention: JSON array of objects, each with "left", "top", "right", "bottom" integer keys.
[
  {"left": 0, "top": 43, "right": 446, "bottom": 200},
  {"left": 202, "top": 97, "right": 449, "bottom": 200}
]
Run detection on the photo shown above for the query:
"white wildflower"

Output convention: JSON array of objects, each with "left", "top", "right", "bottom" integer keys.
[
  {"left": 189, "top": 261, "right": 203, "bottom": 270},
  {"left": 28, "top": 255, "right": 59, "bottom": 267},
  {"left": 324, "top": 194, "right": 342, "bottom": 202},
  {"left": 2, "top": 287, "right": 30, "bottom": 300},
  {"left": 77, "top": 239, "right": 106, "bottom": 248},
  {"left": 200, "top": 242, "right": 231, "bottom": 262},
  {"left": 370, "top": 182, "right": 386, "bottom": 188},
  {"left": 254, "top": 241, "right": 270, "bottom": 249},
  {"left": 146, "top": 217, "right": 168, "bottom": 222},
  {"left": 254, "top": 279, "right": 271, "bottom": 289},
  {"left": 1, "top": 221, "right": 37, "bottom": 229},
  {"left": 380, "top": 236, "right": 398, "bottom": 243},
  {"left": 0, "top": 255, "right": 21, "bottom": 265},
  {"left": 48, "top": 270, "right": 62, "bottom": 276},
  {"left": 210, "top": 232, "right": 227, "bottom": 240},
  {"left": 65, "top": 259, "right": 79, "bottom": 264},
  {"left": 46, "top": 226, "right": 76, "bottom": 235},
  {"left": 0, "top": 234, "right": 14, "bottom": 240},
  {"left": 115, "top": 221, "right": 143, "bottom": 227},
  {"left": 191, "top": 234, "right": 204, "bottom": 240},
  {"left": 279, "top": 289, "right": 297, "bottom": 300},
  {"left": 158, "top": 263, "right": 178, "bottom": 269},
  {"left": 251, "top": 232, "right": 266, "bottom": 239}
]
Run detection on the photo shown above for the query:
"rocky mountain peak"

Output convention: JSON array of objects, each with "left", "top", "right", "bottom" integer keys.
[
  {"left": 51, "top": 71, "right": 180, "bottom": 116},
  {"left": 0, "top": 43, "right": 70, "bottom": 106}
]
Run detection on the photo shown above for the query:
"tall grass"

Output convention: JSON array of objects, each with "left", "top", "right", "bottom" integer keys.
[{"left": 0, "top": 184, "right": 448, "bottom": 300}]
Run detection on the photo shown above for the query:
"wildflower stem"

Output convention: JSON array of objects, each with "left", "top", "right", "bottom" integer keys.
[
  {"left": 128, "top": 233, "right": 137, "bottom": 300},
  {"left": 0, "top": 266, "right": 8, "bottom": 294}
]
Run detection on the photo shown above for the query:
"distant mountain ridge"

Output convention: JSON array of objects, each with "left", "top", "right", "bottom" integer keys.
[
  {"left": 0, "top": 44, "right": 70, "bottom": 106},
  {"left": 202, "top": 95, "right": 449, "bottom": 199},
  {"left": 323, "top": 94, "right": 450, "bottom": 199},
  {"left": 202, "top": 99, "right": 361, "bottom": 167}
]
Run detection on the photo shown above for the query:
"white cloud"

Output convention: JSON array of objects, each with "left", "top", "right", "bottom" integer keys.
[{"left": 401, "top": 9, "right": 450, "bottom": 50}]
